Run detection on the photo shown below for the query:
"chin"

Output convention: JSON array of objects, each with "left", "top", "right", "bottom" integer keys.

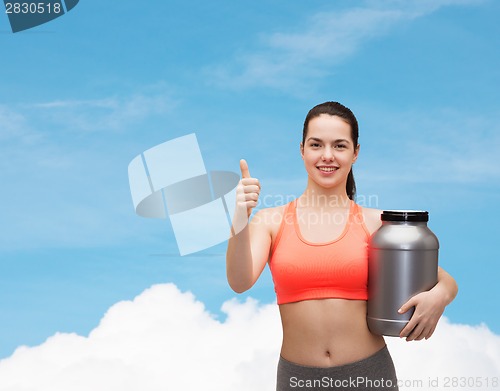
[{"left": 312, "top": 178, "right": 343, "bottom": 189}]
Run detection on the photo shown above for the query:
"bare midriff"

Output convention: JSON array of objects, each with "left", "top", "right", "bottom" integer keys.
[{"left": 278, "top": 298, "right": 386, "bottom": 367}]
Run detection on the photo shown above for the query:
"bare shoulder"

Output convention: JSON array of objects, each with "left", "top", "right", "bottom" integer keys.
[
  {"left": 252, "top": 204, "right": 288, "bottom": 226},
  {"left": 251, "top": 204, "right": 288, "bottom": 236},
  {"left": 360, "top": 206, "right": 383, "bottom": 236}
]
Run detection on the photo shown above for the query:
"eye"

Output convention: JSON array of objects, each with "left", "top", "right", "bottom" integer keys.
[
  {"left": 335, "top": 144, "right": 348, "bottom": 149},
  {"left": 309, "top": 143, "right": 321, "bottom": 148}
]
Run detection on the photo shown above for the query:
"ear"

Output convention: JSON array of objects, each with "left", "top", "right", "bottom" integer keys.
[
  {"left": 300, "top": 142, "right": 304, "bottom": 160},
  {"left": 353, "top": 144, "right": 360, "bottom": 163}
]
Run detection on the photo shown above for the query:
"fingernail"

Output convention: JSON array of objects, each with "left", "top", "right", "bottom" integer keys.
[{"left": 398, "top": 308, "right": 403, "bottom": 313}]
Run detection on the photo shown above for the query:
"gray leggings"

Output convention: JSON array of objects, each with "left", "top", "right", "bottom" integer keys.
[{"left": 276, "top": 345, "right": 399, "bottom": 391}]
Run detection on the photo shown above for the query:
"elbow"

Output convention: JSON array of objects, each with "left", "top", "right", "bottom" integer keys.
[
  {"left": 437, "top": 266, "right": 459, "bottom": 303},
  {"left": 230, "top": 285, "right": 249, "bottom": 294},
  {"left": 453, "top": 278, "right": 459, "bottom": 299},
  {"left": 227, "top": 277, "right": 253, "bottom": 294},
  {"left": 447, "top": 273, "right": 459, "bottom": 301}
]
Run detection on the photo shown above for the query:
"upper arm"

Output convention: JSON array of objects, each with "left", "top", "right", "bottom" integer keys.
[
  {"left": 435, "top": 266, "right": 458, "bottom": 304},
  {"left": 247, "top": 208, "right": 276, "bottom": 283},
  {"left": 362, "top": 207, "right": 383, "bottom": 235}
]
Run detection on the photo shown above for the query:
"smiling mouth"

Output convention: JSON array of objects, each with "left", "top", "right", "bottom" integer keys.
[{"left": 317, "top": 166, "right": 339, "bottom": 172}]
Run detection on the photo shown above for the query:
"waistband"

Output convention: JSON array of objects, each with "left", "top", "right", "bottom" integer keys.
[{"left": 279, "top": 345, "right": 391, "bottom": 374}]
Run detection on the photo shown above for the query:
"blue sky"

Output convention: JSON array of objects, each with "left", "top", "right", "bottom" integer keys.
[{"left": 0, "top": 0, "right": 499, "bottom": 361}]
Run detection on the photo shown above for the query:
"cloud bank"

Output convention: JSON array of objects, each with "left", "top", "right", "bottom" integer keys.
[{"left": 0, "top": 283, "right": 498, "bottom": 391}]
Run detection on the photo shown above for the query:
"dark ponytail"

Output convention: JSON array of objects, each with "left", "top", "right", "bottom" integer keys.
[
  {"left": 346, "top": 169, "right": 356, "bottom": 200},
  {"left": 302, "top": 102, "right": 359, "bottom": 200}
]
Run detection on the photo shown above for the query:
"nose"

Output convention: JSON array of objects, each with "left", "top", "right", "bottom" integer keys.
[{"left": 322, "top": 147, "right": 335, "bottom": 161}]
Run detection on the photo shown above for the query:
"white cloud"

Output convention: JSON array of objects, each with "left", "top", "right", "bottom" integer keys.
[
  {"left": 207, "top": 0, "right": 482, "bottom": 91},
  {"left": 387, "top": 318, "right": 500, "bottom": 390},
  {"left": 0, "top": 284, "right": 282, "bottom": 391},
  {"left": 0, "top": 283, "right": 498, "bottom": 391}
]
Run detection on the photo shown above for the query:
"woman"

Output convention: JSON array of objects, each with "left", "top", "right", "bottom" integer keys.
[{"left": 226, "top": 102, "right": 458, "bottom": 391}]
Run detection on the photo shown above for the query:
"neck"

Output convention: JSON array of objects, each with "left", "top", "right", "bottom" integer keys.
[{"left": 299, "top": 179, "right": 351, "bottom": 209}]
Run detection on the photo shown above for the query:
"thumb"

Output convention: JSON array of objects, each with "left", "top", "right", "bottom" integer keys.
[{"left": 240, "top": 159, "right": 251, "bottom": 179}]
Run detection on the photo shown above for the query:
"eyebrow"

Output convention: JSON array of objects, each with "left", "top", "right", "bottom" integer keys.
[{"left": 306, "top": 137, "right": 351, "bottom": 144}]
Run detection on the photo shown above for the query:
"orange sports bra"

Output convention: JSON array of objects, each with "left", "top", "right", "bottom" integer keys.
[{"left": 268, "top": 199, "right": 371, "bottom": 305}]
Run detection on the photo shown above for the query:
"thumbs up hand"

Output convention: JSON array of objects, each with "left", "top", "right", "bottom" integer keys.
[
  {"left": 231, "top": 159, "right": 260, "bottom": 235},
  {"left": 237, "top": 159, "right": 261, "bottom": 219}
]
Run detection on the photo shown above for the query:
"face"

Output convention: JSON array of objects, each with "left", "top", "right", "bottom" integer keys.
[{"left": 300, "top": 114, "right": 359, "bottom": 191}]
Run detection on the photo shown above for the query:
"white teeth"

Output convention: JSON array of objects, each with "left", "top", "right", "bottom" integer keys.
[{"left": 318, "top": 167, "right": 337, "bottom": 172}]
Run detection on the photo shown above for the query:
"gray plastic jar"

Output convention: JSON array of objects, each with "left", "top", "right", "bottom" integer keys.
[{"left": 367, "top": 210, "right": 439, "bottom": 337}]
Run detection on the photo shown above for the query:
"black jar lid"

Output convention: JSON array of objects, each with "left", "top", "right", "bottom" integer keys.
[{"left": 381, "top": 210, "right": 429, "bottom": 222}]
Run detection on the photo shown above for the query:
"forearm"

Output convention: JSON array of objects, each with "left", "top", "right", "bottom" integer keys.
[
  {"left": 226, "top": 160, "right": 264, "bottom": 293},
  {"left": 226, "top": 223, "right": 254, "bottom": 293}
]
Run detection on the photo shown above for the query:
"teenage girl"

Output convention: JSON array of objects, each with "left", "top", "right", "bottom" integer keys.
[{"left": 226, "top": 102, "right": 458, "bottom": 391}]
